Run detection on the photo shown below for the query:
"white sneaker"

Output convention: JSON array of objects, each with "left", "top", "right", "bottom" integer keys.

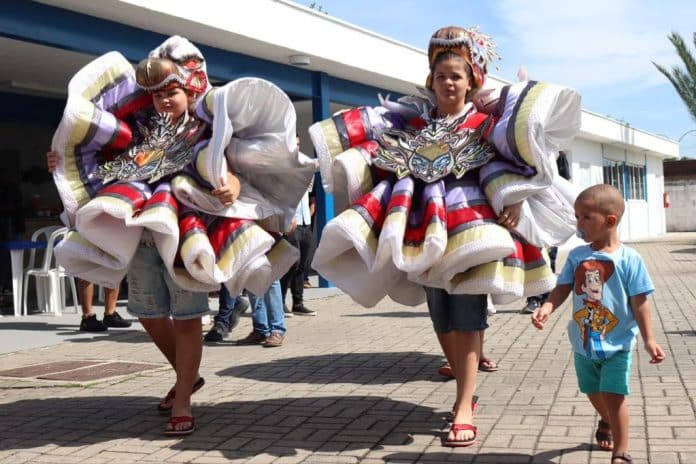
[{"left": 487, "top": 295, "right": 496, "bottom": 315}]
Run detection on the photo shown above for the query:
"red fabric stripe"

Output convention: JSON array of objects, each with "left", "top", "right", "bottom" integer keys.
[
  {"left": 520, "top": 241, "right": 543, "bottom": 261},
  {"left": 354, "top": 191, "right": 386, "bottom": 228},
  {"left": 113, "top": 93, "right": 152, "bottom": 120},
  {"left": 343, "top": 108, "right": 367, "bottom": 147},
  {"left": 105, "top": 120, "right": 133, "bottom": 152},
  {"left": 458, "top": 112, "right": 488, "bottom": 130},
  {"left": 207, "top": 218, "right": 250, "bottom": 254},
  {"left": 387, "top": 192, "right": 412, "bottom": 211},
  {"left": 146, "top": 190, "right": 177, "bottom": 210},
  {"left": 179, "top": 213, "right": 207, "bottom": 240},
  {"left": 403, "top": 199, "right": 446, "bottom": 243},
  {"left": 508, "top": 239, "right": 524, "bottom": 259},
  {"left": 99, "top": 183, "right": 146, "bottom": 209},
  {"left": 408, "top": 117, "right": 427, "bottom": 130},
  {"left": 447, "top": 204, "right": 497, "bottom": 228}
]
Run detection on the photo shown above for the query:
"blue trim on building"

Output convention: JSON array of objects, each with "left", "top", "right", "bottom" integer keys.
[
  {"left": 312, "top": 72, "right": 334, "bottom": 288},
  {"left": 2, "top": 0, "right": 398, "bottom": 103},
  {"left": 3, "top": 0, "right": 408, "bottom": 290}
]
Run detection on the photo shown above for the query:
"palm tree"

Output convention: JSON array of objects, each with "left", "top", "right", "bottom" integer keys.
[{"left": 653, "top": 32, "right": 696, "bottom": 122}]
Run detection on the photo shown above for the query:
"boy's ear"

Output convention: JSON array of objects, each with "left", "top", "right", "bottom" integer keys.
[{"left": 606, "top": 214, "right": 618, "bottom": 227}]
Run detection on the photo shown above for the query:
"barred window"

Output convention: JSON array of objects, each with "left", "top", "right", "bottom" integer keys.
[
  {"left": 626, "top": 163, "right": 645, "bottom": 200},
  {"left": 602, "top": 159, "right": 624, "bottom": 196},
  {"left": 602, "top": 158, "right": 646, "bottom": 201}
]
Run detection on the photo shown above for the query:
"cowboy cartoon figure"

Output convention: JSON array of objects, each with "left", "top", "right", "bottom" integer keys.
[{"left": 573, "top": 260, "right": 618, "bottom": 360}]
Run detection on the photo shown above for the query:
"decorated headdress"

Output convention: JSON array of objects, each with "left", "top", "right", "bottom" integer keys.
[
  {"left": 425, "top": 26, "right": 499, "bottom": 90},
  {"left": 135, "top": 35, "right": 209, "bottom": 96}
]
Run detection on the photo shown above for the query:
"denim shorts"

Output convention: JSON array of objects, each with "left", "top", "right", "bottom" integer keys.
[
  {"left": 126, "top": 242, "right": 209, "bottom": 320},
  {"left": 574, "top": 350, "right": 632, "bottom": 396},
  {"left": 425, "top": 287, "right": 488, "bottom": 334}
]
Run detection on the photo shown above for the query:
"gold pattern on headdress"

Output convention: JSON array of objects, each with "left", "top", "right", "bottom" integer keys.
[{"left": 425, "top": 26, "right": 499, "bottom": 90}]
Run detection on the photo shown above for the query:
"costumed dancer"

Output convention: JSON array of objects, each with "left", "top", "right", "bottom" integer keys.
[
  {"left": 50, "top": 36, "right": 315, "bottom": 435},
  {"left": 308, "top": 26, "right": 581, "bottom": 446}
]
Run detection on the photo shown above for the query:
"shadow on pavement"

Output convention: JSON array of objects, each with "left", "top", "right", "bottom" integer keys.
[
  {"left": 217, "top": 352, "right": 447, "bottom": 384},
  {"left": 384, "top": 444, "right": 591, "bottom": 464},
  {"left": 344, "top": 311, "right": 428, "bottom": 318},
  {"left": 665, "top": 330, "right": 696, "bottom": 336},
  {"left": 670, "top": 247, "right": 696, "bottom": 254},
  {"left": 0, "top": 395, "right": 447, "bottom": 459},
  {"left": 0, "top": 320, "right": 147, "bottom": 343}
]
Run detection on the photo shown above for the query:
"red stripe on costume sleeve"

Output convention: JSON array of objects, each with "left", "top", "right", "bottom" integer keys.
[
  {"left": 179, "top": 213, "right": 207, "bottom": 240},
  {"left": 105, "top": 120, "right": 133, "bottom": 152},
  {"left": 343, "top": 108, "right": 367, "bottom": 147},
  {"left": 207, "top": 218, "right": 250, "bottom": 254}
]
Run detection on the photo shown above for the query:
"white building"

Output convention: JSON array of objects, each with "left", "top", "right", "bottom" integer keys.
[{"left": 1, "top": 0, "right": 678, "bottom": 248}]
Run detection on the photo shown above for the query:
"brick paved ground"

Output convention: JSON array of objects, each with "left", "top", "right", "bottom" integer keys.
[{"left": 1, "top": 234, "right": 695, "bottom": 463}]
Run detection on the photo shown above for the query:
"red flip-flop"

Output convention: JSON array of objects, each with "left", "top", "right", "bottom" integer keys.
[
  {"left": 157, "top": 377, "right": 205, "bottom": 413},
  {"left": 164, "top": 415, "right": 195, "bottom": 436},
  {"left": 478, "top": 358, "right": 498, "bottom": 372},
  {"left": 443, "top": 423, "right": 477, "bottom": 447}
]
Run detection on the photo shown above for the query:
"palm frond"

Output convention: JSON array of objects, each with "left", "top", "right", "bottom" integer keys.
[{"left": 654, "top": 31, "right": 696, "bottom": 122}]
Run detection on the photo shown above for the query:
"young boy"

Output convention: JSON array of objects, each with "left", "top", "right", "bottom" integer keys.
[{"left": 531, "top": 184, "right": 665, "bottom": 464}]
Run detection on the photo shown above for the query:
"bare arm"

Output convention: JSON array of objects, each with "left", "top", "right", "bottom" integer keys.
[
  {"left": 630, "top": 293, "right": 666, "bottom": 364},
  {"left": 531, "top": 283, "right": 572, "bottom": 330}
]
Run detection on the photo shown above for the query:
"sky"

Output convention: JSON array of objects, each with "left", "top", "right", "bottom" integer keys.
[{"left": 299, "top": 0, "right": 696, "bottom": 157}]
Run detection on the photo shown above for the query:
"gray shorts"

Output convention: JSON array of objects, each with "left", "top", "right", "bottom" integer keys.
[
  {"left": 425, "top": 288, "right": 488, "bottom": 333},
  {"left": 126, "top": 243, "right": 209, "bottom": 320}
]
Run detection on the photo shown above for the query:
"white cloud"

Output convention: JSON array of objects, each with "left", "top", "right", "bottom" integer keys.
[{"left": 492, "top": 0, "right": 696, "bottom": 90}]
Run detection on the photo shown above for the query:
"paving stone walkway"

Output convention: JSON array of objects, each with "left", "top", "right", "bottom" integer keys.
[{"left": 1, "top": 234, "right": 695, "bottom": 463}]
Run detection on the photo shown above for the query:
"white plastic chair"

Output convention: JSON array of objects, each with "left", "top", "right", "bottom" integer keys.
[
  {"left": 22, "top": 227, "right": 78, "bottom": 316},
  {"left": 24, "top": 225, "right": 63, "bottom": 313}
]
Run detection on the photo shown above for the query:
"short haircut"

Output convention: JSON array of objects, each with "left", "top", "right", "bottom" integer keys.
[{"left": 576, "top": 184, "right": 625, "bottom": 220}]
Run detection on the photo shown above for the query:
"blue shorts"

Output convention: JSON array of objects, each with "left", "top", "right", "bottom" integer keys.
[
  {"left": 425, "top": 288, "right": 488, "bottom": 333},
  {"left": 574, "top": 350, "right": 632, "bottom": 396},
  {"left": 126, "top": 243, "right": 209, "bottom": 320}
]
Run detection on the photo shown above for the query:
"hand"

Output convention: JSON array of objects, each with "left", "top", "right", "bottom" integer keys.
[
  {"left": 46, "top": 151, "right": 61, "bottom": 173},
  {"left": 645, "top": 340, "right": 666, "bottom": 364},
  {"left": 531, "top": 303, "right": 552, "bottom": 330},
  {"left": 211, "top": 173, "right": 240, "bottom": 206},
  {"left": 498, "top": 201, "right": 522, "bottom": 230},
  {"left": 287, "top": 216, "right": 298, "bottom": 234}
]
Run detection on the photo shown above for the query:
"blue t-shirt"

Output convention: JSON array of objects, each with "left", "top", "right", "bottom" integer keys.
[{"left": 557, "top": 244, "right": 654, "bottom": 361}]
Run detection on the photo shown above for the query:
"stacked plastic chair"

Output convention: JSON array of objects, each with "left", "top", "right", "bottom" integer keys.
[{"left": 22, "top": 227, "right": 78, "bottom": 316}]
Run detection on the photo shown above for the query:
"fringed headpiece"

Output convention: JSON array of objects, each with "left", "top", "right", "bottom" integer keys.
[
  {"left": 425, "top": 26, "right": 499, "bottom": 90},
  {"left": 135, "top": 35, "right": 209, "bottom": 96}
]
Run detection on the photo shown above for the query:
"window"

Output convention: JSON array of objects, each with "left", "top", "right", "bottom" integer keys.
[
  {"left": 626, "top": 163, "right": 645, "bottom": 200},
  {"left": 602, "top": 159, "right": 624, "bottom": 196},
  {"left": 602, "top": 158, "right": 646, "bottom": 201}
]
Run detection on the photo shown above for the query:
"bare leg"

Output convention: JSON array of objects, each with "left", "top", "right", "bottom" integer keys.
[
  {"left": 438, "top": 330, "right": 481, "bottom": 442},
  {"left": 588, "top": 393, "right": 614, "bottom": 451},
  {"left": 603, "top": 392, "right": 629, "bottom": 460},
  {"left": 139, "top": 317, "right": 177, "bottom": 368},
  {"left": 78, "top": 279, "right": 94, "bottom": 317},
  {"left": 103, "top": 287, "right": 119, "bottom": 316},
  {"left": 169, "top": 317, "right": 203, "bottom": 431}
]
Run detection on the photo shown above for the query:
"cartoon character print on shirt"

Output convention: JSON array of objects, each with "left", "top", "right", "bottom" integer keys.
[{"left": 572, "top": 260, "right": 618, "bottom": 360}]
